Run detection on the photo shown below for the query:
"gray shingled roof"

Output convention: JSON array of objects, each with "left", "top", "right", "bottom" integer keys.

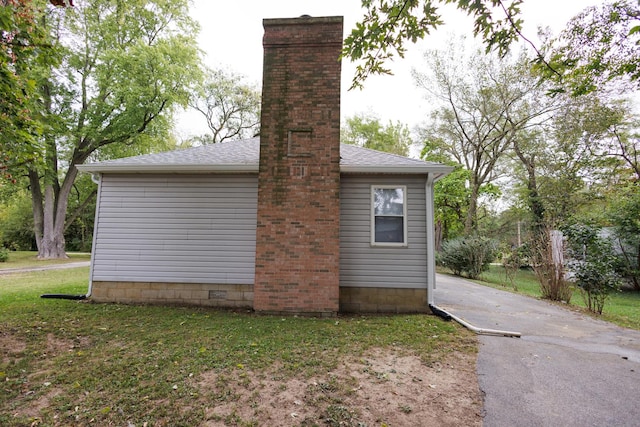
[{"left": 77, "top": 137, "right": 452, "bottom": 176}]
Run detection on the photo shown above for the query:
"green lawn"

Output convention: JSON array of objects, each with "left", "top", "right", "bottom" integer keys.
[
  {"left": 0, "top": 250, "right": 91, "bottom": 270},
  {"left": 0, "top": 265, "right": 474, "bottom": 427},
  {"left": 470, "top": 265, "right": 640, "bottom": 331}
]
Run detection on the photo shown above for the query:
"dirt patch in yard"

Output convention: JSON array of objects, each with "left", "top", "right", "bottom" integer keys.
[
  {"left": 1, "top": 330, "right": 482, "bottom": 426},
  {"left": 197, "top": 348, "right": 482, "bottom": 426},
  {"left": 0, "top": 330, "right": 26, "bottom": 365}
]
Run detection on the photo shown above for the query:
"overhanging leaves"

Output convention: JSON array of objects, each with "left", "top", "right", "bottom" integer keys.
[{"left": 343, "top": 0, "right": 524, "bottom": 89}]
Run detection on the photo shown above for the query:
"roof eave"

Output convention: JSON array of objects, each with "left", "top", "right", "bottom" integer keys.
[
  {"left": 77, "top": 163, "right": 455, "bottom": 177},
  {"left": 340, "top": 165, "right": 454, "bottom": 175},
  {"left": 75, "top": 164, "right": 259, "bottom": 173}
]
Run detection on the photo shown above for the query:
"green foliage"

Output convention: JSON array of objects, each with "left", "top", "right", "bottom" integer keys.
[
  {"left": 190, "top": 68, "right": 261, "bottom": 144},
  {"left": 438, "top": 235, "right": 497, "bottom": 279},
  {"left": 2, "top": 0, "right": 202, "bottom": 258},
  {"left": 0, "top": 247, "right": 8, "bottom": 262},
  {"left": 543, "top": 1, "right": 640, "bottom": 96},
  {"left": 428, "top": 163, "right": 469, "bottom": 242},
  {"left": 502, "top": 243, "right": 529, "bottom": 268},
  {"left": 610, "top": 186, "right": 640, "bottom": 290},
  {"left": 343, "top": 0, "right": 524, "bottom": 89},
  {"left": 571, "top": 262, "right": 621, "bottom": 315},
  {"left": 416, "top": 45, "right": 545, "bottom": 234},
  {"left": 0, "top": 0, "right": 51, "bottom": 176},
  {"left": 507, "top": 93, "right": 636, "bottom": 229},
  {"left": 0, "top": 189, "right": 35, "bottom": 250},
  {"left": 563, "top": 223, "right": 622, "bottom": 314},
  {"left": 341, "top": 114, "right": 411, "bottom": 156},
  {"left": 63, "top": 175, "right": 96, "bottom": 252},
  {"left": 58, "top": 0, "right": 201, "bottom": 157},
  {"left": 611, "top": 188, "right": 640, "bottom": 246},
  {"left": 560, "top": 99, "right": 640, "bottom": 193}
]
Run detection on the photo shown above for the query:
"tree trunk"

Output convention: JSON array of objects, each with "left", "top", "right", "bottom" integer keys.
[
  {"left": 35, "top": 166, "right": 79, "bottom": 259},
  {"left": 513, "top": 141, "right": 545, "bottom": 232},
  {"left": 434, "top": 221, "right": 443, "bottom": 252},
  {"left": 30, "top": 175, "right": 70, "bottom": 259},
  {"left": 464, "top": 183, "right": 479, "bottom": 235},
  {"left": 30, "top": 78, "right": 70, "bottom": 260},
  {"left": 38, "top": 182, "right": 68, "bottom": 259},
  {"left": 525, "top": 168, "right": 545, "bottom": 233},
  {"left": 29, "top": 170, "right": 44, "bottom": 252}
]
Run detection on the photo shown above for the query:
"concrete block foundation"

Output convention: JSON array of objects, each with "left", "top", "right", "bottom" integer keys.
[
  {"left": 339, "top": 287, "right": 430, "bottom": 313},
  {"left": 91, "top": 281, "right": 253, "bottom": 308}
]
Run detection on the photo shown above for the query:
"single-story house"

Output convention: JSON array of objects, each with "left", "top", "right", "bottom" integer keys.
[{"left": 77, "top": 15, "right": 452, "bottom": 316}]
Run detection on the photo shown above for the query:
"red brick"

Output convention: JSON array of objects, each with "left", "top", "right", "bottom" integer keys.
[{"left": 254, "top": 16, "right": 343, "bottom": 316}]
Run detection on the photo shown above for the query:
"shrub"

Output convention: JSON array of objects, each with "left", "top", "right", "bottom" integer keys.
[
  {"left": 502, "top": 243, "right": 531, "bottom": 270},
  {"left": 0, "top": 190, "right": 36, "bottom": 250},
  {"left": 439, "top": 235, "right": 497, "bottom": 279},
  {"left": 563, "top": 224, "right": 621, "bottom": 314},
  {"left": 613, "top": 237, "right": 639, "bottom": 290},
  {"left": 0, "top": 247, "right": 9, "bottom": 263},
  {"left": 500, "top": 243, "right": 530, "bottom": 290},
  {"left": 571, "top": 260, "right": 620, "bottom": 314},
  {"left": 610, "top": 189, "right": 640, "bottom": 290}
]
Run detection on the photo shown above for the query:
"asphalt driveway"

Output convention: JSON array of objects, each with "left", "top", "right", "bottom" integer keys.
[{"left": 434, "top": 273, "right": 640, "bottom": 427}]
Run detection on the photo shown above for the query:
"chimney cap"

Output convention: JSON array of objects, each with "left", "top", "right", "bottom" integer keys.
[{"left": 263, "top": 15, "right": 343, "bottom": 27}]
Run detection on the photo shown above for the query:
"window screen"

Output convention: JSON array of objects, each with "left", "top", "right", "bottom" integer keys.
[{"left": 372, "top": 186, "right": 407, "bottom": 245}]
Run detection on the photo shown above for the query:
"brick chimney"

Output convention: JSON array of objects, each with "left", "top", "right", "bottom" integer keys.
[{"left": 253, "top": 16, "right": 343, "bottom": 315}]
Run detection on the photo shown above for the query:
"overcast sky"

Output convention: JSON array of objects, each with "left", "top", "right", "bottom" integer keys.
[{"left": 175, "top": 0, "right": 603, "bottom": 140}]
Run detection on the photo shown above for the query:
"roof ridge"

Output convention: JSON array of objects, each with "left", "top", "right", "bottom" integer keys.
[
  {"left": 78, "top": 137, "right": 452, "bottom": 176},
  {"left": 339, "top": 142, "right": 437, "bottom": 165},
  {"left": 89, "top": 137, "right": 260, "bottom": 164}
]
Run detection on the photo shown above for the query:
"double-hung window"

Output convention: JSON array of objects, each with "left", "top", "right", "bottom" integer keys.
[{"left": 371, "top": 185, "right": 407, "bottom": 246}]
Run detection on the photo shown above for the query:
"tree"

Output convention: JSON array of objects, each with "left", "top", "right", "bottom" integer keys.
[
  {"left": 523, "top": 95, "right": 622, "bottom": 225},
  {"left": 506, "top": 91, "right": 633, "bottom": 294},
  {"left": 341, "top": 114, "right": 411, "bottom": 156},
  {"left": 563, "top": 223, "right": 622, "bottom": 314},
  {"left": 415, "top": 44, "right": 553, "bottom": 233},
  {"left": 510, "top": 129, "right": 548, "bottom": 232},
  {"left": 610, "top": 187, "right": 640, "bottom": 290},
  {"left": 504, "top": 71, "right": 572, "bottom": 233},
  {"left": 430, "top": 165, "right": 469, "bottom": 247},
  {"left": 0, "top": 189, "right": 35, "bottom": 250},
  {"left": 189, "top": 68, "right": 260, "bottom": 144},
  {"left": 420, "top": 145, "right": 469, "bottom": 247},
  {"left": 583, "top": 100, "right": 640, "bottom": 183},
  {"left": 4, "top": 0, "right": 201, "bottom": 259},
  {"left": 343, "top": 0, "right": 525, "bottom": 89},
  {"left": 506, "top": 92, "right": 615, "bottom": 231},
  {"left": 63, "top": 173, "right": 97, "bottom": 252},
  {"left": 504, "top": 92, "right": 640, "bottom": 298},
  {"left": 544, "top": 1, "right": 640, "bottom": 96},
  {"left": 0, "top": 0, "right": 52, "bottom": 179},
  {"left": 522, "top": 97, "right": 639, "bottom": 225}
]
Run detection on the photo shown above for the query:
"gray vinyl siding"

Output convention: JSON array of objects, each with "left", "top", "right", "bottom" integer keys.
[
  {"left": 91, "top": 174, "right": 258, "bottom": 284},
  {"left": 340, "top": 174, "right": 428, "bottom": 289}
]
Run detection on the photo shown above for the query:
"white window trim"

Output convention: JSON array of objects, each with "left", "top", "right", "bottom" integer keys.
[{"left": 370, "top": 185, "right": 408, "bottom": 247}]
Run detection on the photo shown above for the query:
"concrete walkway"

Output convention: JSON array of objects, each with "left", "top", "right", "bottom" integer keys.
[
  {"left": 434, "top": 273, "right": 640, "bottom": 427},
  {"left": 0, "top": 261, "right": 90, "bottom": 275}
]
